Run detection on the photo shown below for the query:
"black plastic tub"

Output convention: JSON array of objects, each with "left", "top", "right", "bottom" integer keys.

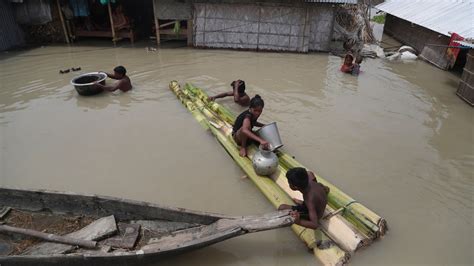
[{"left": 70, "top": 72, "right": 107, "bottom": 96}]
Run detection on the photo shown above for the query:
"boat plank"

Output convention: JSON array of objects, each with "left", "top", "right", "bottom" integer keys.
[
  {"left": 131, "top": 220, "right": 198, "bottom": 234},
  {"left": 24, "top": 215, "right": 117, "bottom": 255},
  {"left": 103, "top": 223, "right": 140, "bottom": 249}
]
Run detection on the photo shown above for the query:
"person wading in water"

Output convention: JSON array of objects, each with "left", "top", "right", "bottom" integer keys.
[
  {"left": 208, "top": 80, "right": 250, "bottom": 106},
  {"left": 95, "top": 66, "right": 132, "bottom": 92}
]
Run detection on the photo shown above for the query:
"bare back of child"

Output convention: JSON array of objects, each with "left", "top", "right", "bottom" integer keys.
[{"left": 278, "top": 167, "right": 329, "bottom": 229}]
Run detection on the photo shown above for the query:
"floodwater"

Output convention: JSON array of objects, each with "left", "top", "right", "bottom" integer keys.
[{"left": 0, "top": 41, "right": 472, "bottom": 266}]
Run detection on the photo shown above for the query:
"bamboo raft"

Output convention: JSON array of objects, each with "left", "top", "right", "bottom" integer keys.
[{"left": 169, "top": 81, "right": 388, "bottom": 265}]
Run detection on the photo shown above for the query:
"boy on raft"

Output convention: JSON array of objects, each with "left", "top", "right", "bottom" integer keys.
[
  {"left": 232, "top": 95, "right": 269, "bottom": 157},
  {"left": 208, "top": 80, "right": 250, "bottom": 106},
  {"left": 278, "top": 167, "right": 330, "bottom": 229}
]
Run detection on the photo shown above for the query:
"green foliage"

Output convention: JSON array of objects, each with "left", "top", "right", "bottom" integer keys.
[{"left": 372, "top": 14, "right": 385, "bottom": 24}]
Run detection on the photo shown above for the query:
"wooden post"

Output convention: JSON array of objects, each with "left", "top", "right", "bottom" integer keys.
[
  {"left": 301, "top": 7, "right": 309, "bottom": 52},
  {"left": 152, "top": 0, "right": 160, "bottom": 45},
  {"left": 107, "top": 1, "right": 116, "bottom": 44},
  {"left": 56, "top": 0, "right": 70, "bottom": 44},
  {"left": 187, "top": 19, "right": 193, "bottom": 47}
]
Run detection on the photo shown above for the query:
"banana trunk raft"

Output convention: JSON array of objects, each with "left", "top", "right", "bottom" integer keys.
[{"left": 169, "top": 81, "right": 388, "bottom": 265}]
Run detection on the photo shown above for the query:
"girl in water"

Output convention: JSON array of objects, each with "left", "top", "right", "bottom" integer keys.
[
  {"left": 232, "top": 95, "right": 269, "bottom": 157},
  {"left": 340, "top": 53, "right": 354, "bottom": 73}
]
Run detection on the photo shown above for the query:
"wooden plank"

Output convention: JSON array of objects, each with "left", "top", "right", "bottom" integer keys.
[
  {"left": 24, "top": 215, "right": 117, "bottom": 255},
  {"left": 56, "top": 0, "right": 70, "bottom": 44},
  {"left": 160, "top": 29, "right": 187, "bottom": 37},
  {"left": 107, "top": 2, "right": 116, "bottom": 43},
  {"left": 187, "top": 19, "right": 193, "bottom": 47},
  {"left": 158, "top": 21, "right": 177, "bottom": 29},
  {"left": 143, "top": 211, "right": 292, "bottom": 253},
  {"left": 103, "top": 223, "right": 140, "bottom": 249},
  {"left": 75, "top": 29, "right": 133, "bottom": 41},
  {"left": 152, "top": 0, "right": 160, "bottom": 45},
  {"left": 0, "top": 207, "right": 11, "bottom": 219},
  {"left": 131, "top": 220, "right": 198, "bottom": 234}
]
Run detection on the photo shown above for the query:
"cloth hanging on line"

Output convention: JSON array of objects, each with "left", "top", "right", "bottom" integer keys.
[
  {"left": 13, "top": 0, "right": 52, "bottom": 25},
  {"left": 100, "top": 0, "right": 116, "bottom": 5},
  {"left": 446, "top": 32, "right": 464, "bottom": 69},
  {"left": 68, "top": 0, "right": 90, "bottom": 17}
]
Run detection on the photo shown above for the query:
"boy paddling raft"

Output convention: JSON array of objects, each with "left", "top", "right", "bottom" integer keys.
[{"left": 279, "top": 167, "right": 330, "bottom": 229}]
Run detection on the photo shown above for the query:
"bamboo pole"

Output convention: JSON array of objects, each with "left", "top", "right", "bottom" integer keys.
[
  {"left": 56, "top": 0, "right": 70, "bottom": 44},
  {"left": 0, "top": 224, "right": 97, "bottom": 249},
  {"left": 187, "top": 19, "right": 193, "bottom": 47},
  {"left": 152, "top": 0, "right": 160, "bottom": 46},
  {"left": 185, "top": 84, "right": 387, "bottom": 238},
  {"left": 170, "top": 81, "right": 349, "bottom": 265},
  {"left": 107, "top": 1, "right": 116, "bottom": 44}
]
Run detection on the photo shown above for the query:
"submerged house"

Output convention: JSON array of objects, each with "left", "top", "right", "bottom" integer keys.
[
  {"left": 376, "top": 0, "right": 474, "bottom": 70},
  {"left": 376, "top": 0, "right": 474, "bottom": 106},
  {"left": 155, "top": 0, "right": 364, "bottom": 53},
  {"left": 1, "top": 0, "right": 367, "bottom": 54}
]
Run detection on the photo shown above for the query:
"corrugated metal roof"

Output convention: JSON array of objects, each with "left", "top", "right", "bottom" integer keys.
[
  {"left": 305, "top": 0, "right": 358, "bottom": 4},
  {"left": 454, "top": 40, "right": 474, "bottom": 48},
  {"left": 376, "top": 0, "right": 474, "bottom": 39}
]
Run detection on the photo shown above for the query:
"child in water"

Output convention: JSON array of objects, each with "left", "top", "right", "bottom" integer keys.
[
  {"left": 278, "top": 167, "right": 330, "bottom": 229},
  {"left": 208, "top": 80, "right": 250, "bottom": 106},
  {"left": 232, "top": 95, "right": 269, "bottom": 157},
  {"left": 96, "top": 66, "right": 132, "bottom": 92},
  {"left": 340, "top": 54, "right": 354, "bottom": 73},
  {"left": 351, "top": 55, "right": 363, "bottom": 76}
]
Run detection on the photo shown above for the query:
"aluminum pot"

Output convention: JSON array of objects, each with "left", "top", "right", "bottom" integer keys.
[
  {"left": 256, "top": 122, "right": 283, "bottom": 151},
  {"left": 71, "top": 72, "right": 107, "bottom": 96},
  {"left": 252, "top": 146, "right": 278, "bottom": 176}
]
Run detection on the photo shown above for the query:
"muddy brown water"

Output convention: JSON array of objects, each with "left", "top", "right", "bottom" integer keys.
[{"left": 0, "top": 42, "right": 472, "bottom": 265}]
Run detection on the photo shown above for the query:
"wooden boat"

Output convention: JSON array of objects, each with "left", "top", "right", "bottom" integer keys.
[{"left": 0, "top": 187, "right": 293, "bottom": 265}]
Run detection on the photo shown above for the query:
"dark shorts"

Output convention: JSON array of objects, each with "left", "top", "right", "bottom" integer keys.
[{"left": 232, "top": 130, "right": 258, "bottom": 147}]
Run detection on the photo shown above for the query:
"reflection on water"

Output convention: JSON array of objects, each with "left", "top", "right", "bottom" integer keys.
[{"left": 0, "top": 43, "right": 472, "bottom": 265}]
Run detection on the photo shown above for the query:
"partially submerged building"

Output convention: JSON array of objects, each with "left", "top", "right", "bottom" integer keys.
[
  {"left": 154, "top": 0, "right": 364, "bottom": 53},
  {"left": 376, "top": 0, "right": 474, "bottom": 106},
  {"left": 0, "top": 0, "right": 25, "bottom": 51},
  {"left": 376, "top": 0, "right": 474, "bottom": 70},
  {"left": 456, "top": 42, "right": 474, "bottom": 106},
  {"left": 2, "top": 0, "right": 368, "bottom": 54}
]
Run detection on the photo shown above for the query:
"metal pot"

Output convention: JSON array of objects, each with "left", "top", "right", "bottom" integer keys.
[
  {"left": 252, "top": 146, "right": 278, "bottom": 176},
  {"left": 71, "top": 72, "right": 107, "bottom": 96},
  {"left": 256, "top": 122, "right": 283, "bottom": 151}
]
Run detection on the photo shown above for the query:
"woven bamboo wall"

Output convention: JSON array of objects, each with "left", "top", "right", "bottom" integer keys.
[
  {"left": 457, "top": 49, "right": 474, "bottom": 106},
  {"left": 0, "top": 0, "right": 25, "bottom": 51},
  {"left": 193, "top": 3, "right": 335, "bottom": 52}
]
